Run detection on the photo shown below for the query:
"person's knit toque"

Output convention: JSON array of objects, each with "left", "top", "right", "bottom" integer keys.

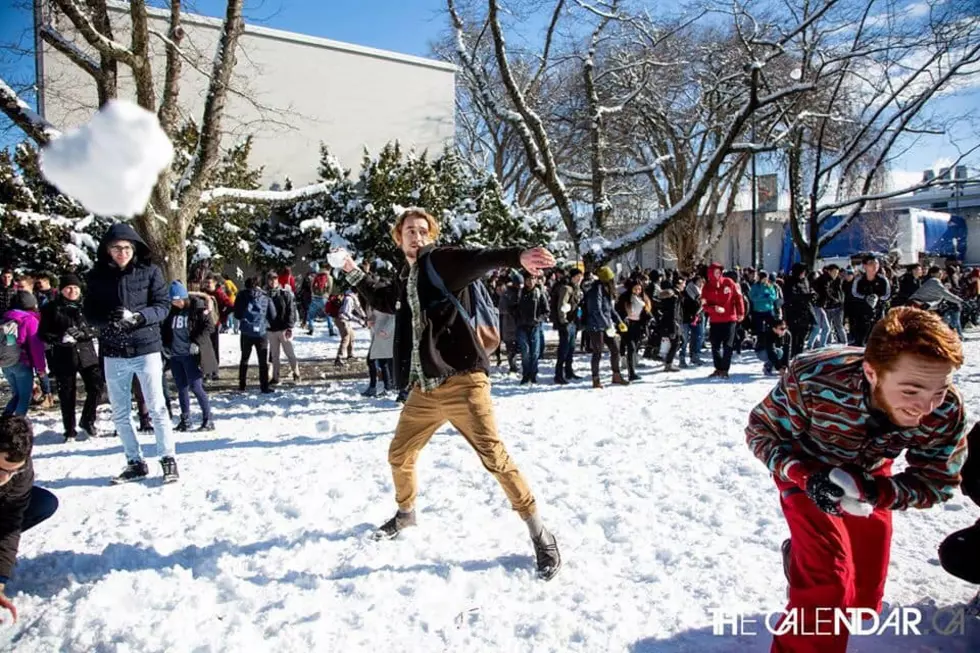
[
  {"left": 596, "top": 266, "right": 615, "bottom": 283},
  {"left": 170, "top": 280, "right": 189, "bottom": 301},
  {"left": 59, "top": 273, "right": 83, "bottom": 290}
]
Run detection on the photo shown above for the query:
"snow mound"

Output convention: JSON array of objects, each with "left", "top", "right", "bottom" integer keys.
[{"left": 40, "top": 99, "right": 174, "bottom": 217}]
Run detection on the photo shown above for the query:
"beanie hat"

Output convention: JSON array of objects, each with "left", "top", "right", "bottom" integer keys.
[
  {"left": 596, "top": 266, "right": 615, "bottom": 283},
  {"left": 60, "top": 273, "right": 83, "bottom": 290},
  {"left": 11, "top": 290, "right": 37, "bottom": 311},
  {"left": 169, "top": 280, "right": 189, "bottom": 301}
]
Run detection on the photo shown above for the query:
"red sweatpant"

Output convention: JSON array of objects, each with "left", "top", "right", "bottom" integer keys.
[{"left": 771, "top": 477, "right": 893, "bottom": 653}]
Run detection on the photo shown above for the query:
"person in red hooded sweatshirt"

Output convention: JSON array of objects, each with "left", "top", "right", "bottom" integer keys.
[{"left": 701, "top": 263, "right": 745, "bottom": 379}]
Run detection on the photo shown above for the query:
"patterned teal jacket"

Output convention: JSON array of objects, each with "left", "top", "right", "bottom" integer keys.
[{"left": 746, "top": 348, "right": 968, "bottom": 510}]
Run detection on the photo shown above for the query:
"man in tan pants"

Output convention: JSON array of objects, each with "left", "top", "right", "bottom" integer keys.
[
  {"left": 265, "top": 273, "right": 300, "bottom": 384},
  {"left": 341, "top": 208, "right": 561, "bottom": 581}
]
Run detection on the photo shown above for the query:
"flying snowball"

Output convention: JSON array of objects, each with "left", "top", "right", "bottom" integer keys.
[{"left": 40, "top": 99, "right": 174, "bottom": 217}]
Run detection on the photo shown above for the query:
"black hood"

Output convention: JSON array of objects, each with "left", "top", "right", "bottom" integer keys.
[{"left": 97, "top": 223, "right": 151, "bottom": 267}]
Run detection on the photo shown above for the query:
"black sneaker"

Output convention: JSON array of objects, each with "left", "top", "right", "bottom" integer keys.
[
  {"left": 137, "top": 416, "right": 153, "bottom": 433},
  {"left": 111, "top": 459, "right": 149, "bottom": 485},
  {"left": 261, "top": 387, "right": 276, "bottom": 395},
  {"left": 372, "top": 510, "right": 417, "bottom": 540},
  {"left": 269, "top": 378, "right": 280, "bottom": 386},
  {"left": 198, "top": 419, "right": 215, "bottom": 432},
  {"left": 395, "top": 389, "right": 409, "bottom": 403},
  {"left": 533, "top": 527, "right": 562, "bottom": 581},
  {"left": 175, "top": 416, "right": 191, "bottom": 432},
  {"left": 161, "top": 457, "right": 179, "bottom": 484}
]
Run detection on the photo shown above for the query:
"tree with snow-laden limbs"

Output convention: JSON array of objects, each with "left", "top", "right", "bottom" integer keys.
[
  {"left": 293, "top": 142, "right": 562, "bottom": 278},
  {"left": 0, "top": 142, "right": 109, "bottom": 272},
  {"left": 446, "top": 0, "right": 838, "bottom": 270},
  {"left": 746, "top": 0, "right": 980, "bottom": 270},
  {"left": 0, "top": 0, "right": 335, "bottom": 282}
]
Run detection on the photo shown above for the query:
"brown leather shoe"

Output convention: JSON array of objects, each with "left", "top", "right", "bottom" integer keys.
[
  {"left": 611, "top": 372, "right": 629, "bottom": 386},
  {"left": 592, "top": 377, "right": 603, "bottom": 389}
]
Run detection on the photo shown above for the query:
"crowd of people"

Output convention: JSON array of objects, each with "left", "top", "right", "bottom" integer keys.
[{"left": 0, "top": 209, "right": 977, "bottom": 645}]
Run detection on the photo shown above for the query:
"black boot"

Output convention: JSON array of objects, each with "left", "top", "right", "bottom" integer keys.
[
  {"left": 63, "top": 430, "right": 76, "bottom": 443},
  {"left": 161, "top": 456, "right": 180, "bottom": 484},
  {"left": 198, "top": 418, "right": 216, "bottom": 432},
  {"left": 111, "top": 459, "right": 149, "bottom": 485},
  {"left": 532, "top": 527, "right": 562, "bottom": 581},
  {"left": 373, "top": 510, "right": 417, "bottom": 540},
  {"left": 138, "top": 414, "right": 153, "bottom": 433},
  {"left": 175, "top": 415, "right": 191, "bottom": 432}
]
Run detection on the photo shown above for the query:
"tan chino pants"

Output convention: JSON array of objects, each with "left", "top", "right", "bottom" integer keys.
[{"left": 389, "top": 372, "right": 537, "bottom": 519}]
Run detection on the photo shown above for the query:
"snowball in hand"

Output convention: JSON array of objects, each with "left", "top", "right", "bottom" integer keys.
[
  {"left": 829, "top": 468, "right": 875, "bottom": 517},
  {"left": 40, "top": 99, "right": 174, "bottom": 217},
  {"left": 327, "top": 249, "right": 350, "bottom": 269}
]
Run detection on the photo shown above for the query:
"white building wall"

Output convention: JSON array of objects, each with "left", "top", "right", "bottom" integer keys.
[{"left": 39, "top": 3, "right": 455, "bottom": 185}]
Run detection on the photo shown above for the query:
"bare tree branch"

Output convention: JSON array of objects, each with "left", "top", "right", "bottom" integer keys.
[{"left": 51, "top": 0, "right": 138, "bottom": 66}]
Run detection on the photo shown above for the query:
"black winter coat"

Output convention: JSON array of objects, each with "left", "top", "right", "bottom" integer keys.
[
  {"left": 350, "top": 244, "right": 522, "bottom": 390},
  {"left": 0, "top": 457, "right": 33, "bottom": 580},
  {"left": 84, "top": 223, "right": 170, "bottom": 358},
  {"left": 783, "top": 276, "right": 815, "bottom": 326},
  {"left": 268, "top": 288, "right": 296, "bottom": 332},
  {"left": 161, "top": 298, "right": 218, "bottom": 377},
  {"left": 514, "top": 285, "right": 549, "bottom": 327},
  {"left": 38, "top": 296, "right": 100, "bottom": 376}
]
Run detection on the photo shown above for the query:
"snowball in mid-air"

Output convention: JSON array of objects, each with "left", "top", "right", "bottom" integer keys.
[{"left": 40, "top": 99, "right": 174, "bottom": 217}]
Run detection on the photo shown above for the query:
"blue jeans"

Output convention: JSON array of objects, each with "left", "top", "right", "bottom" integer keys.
[
  {"left": 170, "top": 354, "right": 211, "bottom": 421},
  {"left": 555, "top": 322, "right": 577, "bottom": 377},
  {"left": 104, "top": 353, "right": 175, "bottom": 461},
  {"left": 944, "top": 305, "right": 963, "bottom": 337},
  {"left": 2, "top": 362, "right": 34, "bottom": 416},
  {"left": 808, "top": 306, "right": 829, "bottom": 349},
  {"left": 516, "top": 323, "right": 543, "bottom": 379},
  {"left": 307, "top": 297, "right": 336, "bottom": 334}
]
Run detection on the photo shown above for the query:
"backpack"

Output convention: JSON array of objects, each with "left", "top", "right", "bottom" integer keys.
[
  {"left": 312, "top": 272, "right": 330, "bottom": 297},
  {"left": 325, "top": 295, "right": 342, "bottom": 318},
  {"left": 424, "top": 256, "right": 501, "bottom": 355},
  {"left": 0, "top": 319, "right": 21, "bottom": 368},
  {"left": 239, "top": 291, "right": 268, "bottom": 338}
]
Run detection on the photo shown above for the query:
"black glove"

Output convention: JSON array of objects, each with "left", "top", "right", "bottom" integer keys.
[
  {"left": 805, "top": 469, "right": 846, "bottom": 516},
  {"left": 66, "top": 326, "right": 86, "bottom": 341}
]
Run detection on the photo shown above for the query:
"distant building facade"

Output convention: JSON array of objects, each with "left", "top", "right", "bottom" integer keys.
[{"left": 36, "top": 1, "right": 456, "bottom": 186}]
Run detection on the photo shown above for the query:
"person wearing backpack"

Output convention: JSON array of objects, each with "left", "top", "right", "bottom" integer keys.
[
  {"left": 306, "top": 267, "right": 336, "bottom": 336},
  {"left": 1, "top": 292, "right": 47, "bottom": 417},
  {"left": 163, "top": 282, "right": 216, "bottom": 432},
  {"left": 334, "top": 288, "right": 366, "bottom": 366},
  {"left": 37, "top": 274, "right": 104, "bottom": 441},
  {"left": 84, "top": 224, "right": 178, "bottom": 484},
  {"left": 233, "top": 275, "right": 277, "bottom": 393},
  {"left": 340, "top": 208, "right": 562, "bottom": 582}
]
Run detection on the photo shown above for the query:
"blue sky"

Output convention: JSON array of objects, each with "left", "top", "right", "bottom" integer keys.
[{"left": 0, "top": 0, "right": 976, "bottom": 181}]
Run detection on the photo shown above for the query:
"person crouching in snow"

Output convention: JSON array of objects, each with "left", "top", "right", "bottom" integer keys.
[
  {"left": 0, "top": 415, "right": 58, "bottom": 624},
  {"left": 937, "top": 422, "right": 980, "bottom": 606},
  {"left": 756, "top": 318, "right": 792, "bottom": 377},
  {"left": 162, "top": 281, "right": 216, "bottom": 432},
  {"left": 339, "top": 208, "right": 562, "bottom": 581},
  {"left": 745, "top": 307, "right": 967, "bottom": 653}
]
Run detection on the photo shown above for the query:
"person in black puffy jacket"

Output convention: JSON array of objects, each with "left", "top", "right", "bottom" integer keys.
[
  {"left": 38, "top": 274, "right": 104, "bottom": 441},
  {"left": 84, "top": 223, "right": 178, "bottom": 485}
]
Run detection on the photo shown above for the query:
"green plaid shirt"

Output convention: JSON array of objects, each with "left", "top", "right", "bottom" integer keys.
[{"left": 346, "top": 263, "right": 445, "bottom": 393}]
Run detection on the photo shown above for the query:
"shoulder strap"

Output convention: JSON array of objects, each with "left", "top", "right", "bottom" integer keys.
[{"left": 424, "top": 255, "right": 471, "bottom": 322}]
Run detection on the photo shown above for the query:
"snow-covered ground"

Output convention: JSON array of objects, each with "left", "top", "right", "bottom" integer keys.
[{"left": 7, "top": 337, "right": 980, "bottom": 651}]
